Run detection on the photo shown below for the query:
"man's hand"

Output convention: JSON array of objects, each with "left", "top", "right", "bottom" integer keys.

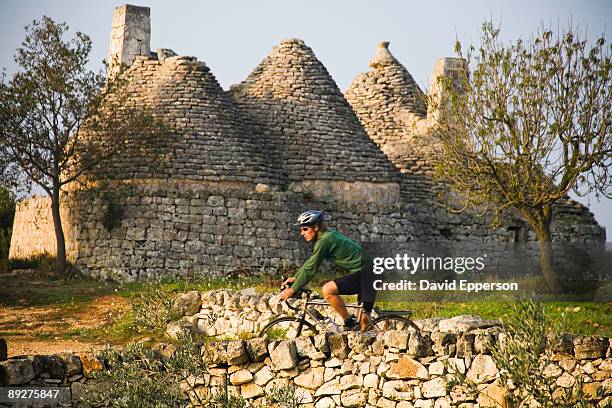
[
  {"left": 283, "top": 277, "right": 296, "bottom": 287},
  {"left": 279, "top": 287, "right": 295, "bottom": 300}
]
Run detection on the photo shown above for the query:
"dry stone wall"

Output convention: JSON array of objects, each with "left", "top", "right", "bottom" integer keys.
[
  {"left": 9, "top": 185, "right": 604, "bottom": 282},
  {"left": 165, "top": 290, "right": 612, "bottom": 407},
  {"left": 2, "top": 291, "right": 610, "bottom": 407}
]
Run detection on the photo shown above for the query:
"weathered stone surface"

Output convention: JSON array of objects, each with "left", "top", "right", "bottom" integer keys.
[
  {"left": 0, "top": 359, "right": 35, "bottom": 385},
  {"left": 556, "top": 372, "right": 576, "bottom": 388},
  {"left": 382, "top": 380, "right": 414, "bottom": 401},
  {"left": 339, "top": 374, "right": 362, "bottom": 390},
  {"left": 408, "top": 332, "right": 432, "bottom": 358},
  {"left": 438, "top": 316, "right": 501, "bottom": 333},
  {"left": 364, "top": 373, "right": 379, "bottom": 388},
  {"left": 247, "top": 337, "right": 269, "bottom": 362},
  {"left": 383, "top": 330, "right": 410, "bottom": 351},
  {"left": 295, "top": 336, "right": 318, "bottom": 358},
  {"left": 294, "top": 367, "right": 325, "bottom": 390},
  {"left": 315, "top": 396, "right": 336, "bottom": 408},
  {"left": 227, "top": 340, "right": 249, "bottom": 365},
  {"left": 466, "top": 355, "right": 498, "bottom": 384},
  {"left": 476, "top": 380, "right": 508, "bottom": 408},
  {"left": 422, "top": 377, "right": 446, "bottom": 398},
  {"left": 574, "top": 336, "right": 608, "bottom": 360},
  {"left": 173, "top": 291, "right": 202, "bottom": 316},
  {"left": 253, "top": 365, "right": 274, "bottom": 386},
  {"left": 203, "top": 341, "right": 228, "bottom": 365},
  {"left": 229, "top": 369, "right": 253, "bottom": 385},
  {"left": 341, "top": 388, "right": 367, "bottom": 407},
  {"left": 329, "top": 334, "right": 350, "bottom": 359},
  {"left": 270, "top": 340, "right": 298, "bottom": 370},
  {"left": 241, "top": 382, "right": 264, "bottom": 398},
  {"left": 314, "top": 378, "right": 341, "bottom": 396},
  {"left": 387, "top": 355, "right": 429, "bottom": 380}
]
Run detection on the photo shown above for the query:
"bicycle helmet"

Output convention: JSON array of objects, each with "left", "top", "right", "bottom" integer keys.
[{"left": 295, "top": 210, "right": 324, "bottom": 226}]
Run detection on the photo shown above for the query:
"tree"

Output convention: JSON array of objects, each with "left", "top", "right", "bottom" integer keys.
[
  {"left": 0, "top": 16, "right": 160, "bottom": 274},
  {"left": 432, "top": 22, "right": 611, "bottom": 293}
]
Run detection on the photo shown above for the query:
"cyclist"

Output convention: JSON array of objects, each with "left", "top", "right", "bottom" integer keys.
[{"left": 279, "top": 210, "right": 375, "bottom": 332}]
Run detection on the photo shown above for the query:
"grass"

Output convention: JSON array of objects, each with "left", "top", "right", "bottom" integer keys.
[{"left": 1, "top": 261, "right": 609, "bottom": 345}]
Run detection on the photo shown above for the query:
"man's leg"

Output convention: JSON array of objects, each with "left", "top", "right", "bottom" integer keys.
[{"left": 321, "top": 281, "right": 350, "bottom": 321}]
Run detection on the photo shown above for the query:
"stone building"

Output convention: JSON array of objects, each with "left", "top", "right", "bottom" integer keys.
[{"left": 9, "top": 4, "right": 605, "bottom": 283}]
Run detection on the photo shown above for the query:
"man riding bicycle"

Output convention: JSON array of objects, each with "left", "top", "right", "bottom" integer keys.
[{"left": 279, "top": 210, "right": 375, "bottom": 332}]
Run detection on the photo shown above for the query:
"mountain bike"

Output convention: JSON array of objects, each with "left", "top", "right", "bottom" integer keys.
[{"left": 258, "top": 287, "right": 419, "bottom": 339}]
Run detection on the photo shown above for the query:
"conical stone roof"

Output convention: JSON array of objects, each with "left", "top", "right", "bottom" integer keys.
[
  {"left": 229, "top": 39, "right": 399, "bottom": 185},
  {"left": 96, "top": 54, "right": 280, "bottom": 185},
  {"left": 345, "top": 43, "right": 438, "bottom": 201}
]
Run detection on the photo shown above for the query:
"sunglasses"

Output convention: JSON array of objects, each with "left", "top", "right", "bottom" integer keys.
[{"left": 300, "top": 226, "right": 312, "bottom": 232}]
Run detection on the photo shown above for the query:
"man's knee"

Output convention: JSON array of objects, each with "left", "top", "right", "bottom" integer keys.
[{"left": 322, "top": 281, "right": 338, "bottom": 298}]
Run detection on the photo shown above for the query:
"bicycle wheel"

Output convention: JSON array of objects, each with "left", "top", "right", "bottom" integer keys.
[
  {"left": 371, "top": 315, "right": 419, "bottom": 332},
  {"left": 259, "top": 317, "right": 318, "bottom": 340}
]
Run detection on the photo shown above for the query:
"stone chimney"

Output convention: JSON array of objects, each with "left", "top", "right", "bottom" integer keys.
[
  {"left": 427, "top": 57, "right": 468, "bottom": 124},
  {"left": 108, "top": 4, "right": 151, "bottom": 70}
]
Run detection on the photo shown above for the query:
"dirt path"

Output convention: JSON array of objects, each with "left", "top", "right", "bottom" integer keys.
[{"left": 0, "top": 270, "right": 130, "bottom": 357}]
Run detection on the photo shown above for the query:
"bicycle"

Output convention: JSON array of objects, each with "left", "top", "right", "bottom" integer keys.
[{"left": 258, "top": 286, "right": 419, "bottom": 339}]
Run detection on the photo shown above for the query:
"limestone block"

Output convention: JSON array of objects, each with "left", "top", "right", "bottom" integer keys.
[
  {"left": 339, "top": 374, "right": 362, "bottom": 390},
  {"left": 253, "top": 365, "right": 274, "bottom": 386},
  {"left": 203, "top": 341, "right": 228, "bottom": 365},
  {"left": 341, "top": 388, "right": 368, "bottom": 407},
  {"left": 466, "top": 355, "right": 498, "bottom": 384},
  {"left": 31, "top": 355, "right": 65, "bottom": 379},
  {"left": 230, "top": 369, "right": 253, "bottom": 385},
  {"left": 364, "top": 373, "right": 379, "bottom": 388},
  {"left": 575, "top": 336, "right": 608, "bottom": 360},
  {"left": 476, "top": 380, "right": 508, "bottom": 408},
  {"left": 294, "top": 367, "right": 325, "bottom": 390},
  {"left": 241, "top": 382, "right": 264, "bottom": 398},
  {"left": 329, "top": 334, "right": 350, "bottom": 359},
  {"left": 270, "top": 340, "right": 298, "bottom": 370},
  {"left": 382, "top": 380, "right": 414, "bottom": 401},
  {"left": 0, "top": 359, "right": 35, "bottom": 385},
  {"left": 227, "top": 340, "right": 249, "bottom": 365},
  {"left": 386, "top": 356, "right": 429, "bottom": 380},
  {"left": 422, "top": 377, "right": 446, "bottom": 398},
  {"left": 247, "top": 337, "right": 269, "bottom": 362},
  {"left": 383, "top": 330, "right": 410, "bottom": 351},
  {"left": 314, "top": 378, "right": 341, "bottom": 397},
  {"left": 315, "top": 396, "right": 336, "bottom": 408}
]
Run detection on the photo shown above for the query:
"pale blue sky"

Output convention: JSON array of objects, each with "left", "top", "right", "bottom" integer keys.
[{"left": 1, "top": 1, "right": 611, "bottom": 236}]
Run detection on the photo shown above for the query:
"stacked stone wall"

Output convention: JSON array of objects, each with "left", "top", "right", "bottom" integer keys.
[
  {"left": 2, "top": 290, "right": 610, "bottom": 407},
  {"left": 9, "top": 184, "right": 604, "bottom": 283}
]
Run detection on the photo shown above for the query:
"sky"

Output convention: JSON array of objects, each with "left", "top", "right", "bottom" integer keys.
[{"left": 1, "top": 0, "right": 611, "bottom": 236}]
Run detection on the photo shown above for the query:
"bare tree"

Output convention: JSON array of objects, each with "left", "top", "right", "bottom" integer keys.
[
  {"left": 432, "top": 22, "right": 611, "bottom": 293},
  {"left": 0, "top": 16, "right": 161, "bottom": 274}
]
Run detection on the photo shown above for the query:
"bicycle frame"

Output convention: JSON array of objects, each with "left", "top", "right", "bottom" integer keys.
[{"left": 285, "top": 289, "right": 414, "bottom": 332}]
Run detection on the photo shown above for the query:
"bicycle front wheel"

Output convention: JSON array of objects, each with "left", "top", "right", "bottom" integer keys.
[
  {"left": 371, "top": 315, "right": 420, "bottom": 332},
  {"left": 259, "top": 317, "right": 318, "bottom": 340}
]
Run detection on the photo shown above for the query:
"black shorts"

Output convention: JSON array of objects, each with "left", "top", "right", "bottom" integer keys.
[{"left": 333, "top": 267, "right": 376, "bottom": 312}]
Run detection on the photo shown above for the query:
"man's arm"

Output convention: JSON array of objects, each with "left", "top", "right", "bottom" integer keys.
[{"left": 279, "top": 239, "right": 329, "bottom": 300}]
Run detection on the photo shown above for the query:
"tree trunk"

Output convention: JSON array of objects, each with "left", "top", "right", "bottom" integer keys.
[
  {"left": 50, "top": 184, "right": 67, "bottom": 275},
  {"left": 533, "top": 222, "right": 563, "bottom": 293}
]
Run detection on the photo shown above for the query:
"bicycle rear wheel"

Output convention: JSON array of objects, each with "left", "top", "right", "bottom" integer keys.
[
  {"left": 371, "top": 315, "right": 419, "bottom": 332},
  {"left": 259, "top": 317, "right": 318, "bottom": 340}
]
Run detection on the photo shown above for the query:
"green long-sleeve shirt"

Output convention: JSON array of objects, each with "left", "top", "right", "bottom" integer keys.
[{"left": 291, "top": 229, "right": 364, "bottom": 292}]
